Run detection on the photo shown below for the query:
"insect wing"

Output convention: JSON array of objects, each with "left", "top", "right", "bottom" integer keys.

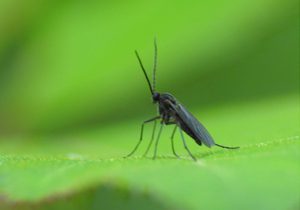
[{"left": 175, "top": 103, "right": 215, "bottom": 147}]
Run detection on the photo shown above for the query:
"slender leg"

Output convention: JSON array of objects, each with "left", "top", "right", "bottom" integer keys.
[
  {"left": 152, "top": 123, "right": 164, "bottom": 160},
  {"left": 143, "top": 119, "right": 157, "bottom": 157},
  {"left": 178, "top": 126, "right": 197, "bottom": 161},
  {"left": 170, "top": 125, "right": 180, "bottom": 158},
  {"left": 171, "top": 125, "right": 177, "bottom": 139},
  {"left": 125, "top": 116, "right": 160, "bottom": 158}
]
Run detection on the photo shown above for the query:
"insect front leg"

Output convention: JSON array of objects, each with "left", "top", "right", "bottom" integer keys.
[
  {"left": 125, "top": 116, "right": 160, "bottom": 158},
  {"left": 178, "top": 125, "right": 197, "bottom": 161},
  {"left": 143, "top": 119, "right": 157, "bottom": 157}
]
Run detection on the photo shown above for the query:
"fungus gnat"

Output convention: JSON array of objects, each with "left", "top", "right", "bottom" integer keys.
[{"left": 126, "top": 39, "right": 239, "bottom": 161}]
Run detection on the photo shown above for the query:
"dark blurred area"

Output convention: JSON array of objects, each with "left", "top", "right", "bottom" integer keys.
[{"left": 0, "top": 0, "right": 298, "bottom": 135}]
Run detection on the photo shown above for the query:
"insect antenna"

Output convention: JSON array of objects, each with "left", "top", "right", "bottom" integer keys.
[
  {"left": 152, "top": 38, "right": 157, "bottom": 92},
  {"left": 135, "top": 50, "right": 154, "bottom": 96},
  {"left": 215, "top": 143, "right": 240, "bottom": 149}
]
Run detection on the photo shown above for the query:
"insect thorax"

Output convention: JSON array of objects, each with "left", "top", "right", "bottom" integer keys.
[{"left": 157, "top": 93, "right": 178, "bottom": 123}]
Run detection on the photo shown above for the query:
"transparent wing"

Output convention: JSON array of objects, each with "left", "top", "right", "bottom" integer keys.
[{"left": 175, "top": 103, "right": 215, "bottom": 147}]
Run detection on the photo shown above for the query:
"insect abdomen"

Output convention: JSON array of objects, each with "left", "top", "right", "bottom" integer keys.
[{"left": 179, "top": 121, "right": 202, "bottom": 146}]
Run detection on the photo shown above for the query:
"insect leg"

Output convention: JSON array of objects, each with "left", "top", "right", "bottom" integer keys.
[
  {"left": 170, "top": 125, "right": 180, "bottom": 158},
  {"left": 170, "top": 125, "right": 177, "bottom": 140},
  {"left": 178, "top": 126, "right": 197, "bottom": 161},
  {"left": 143, "top": 119, "right": 157, "bottom": 157},
  {"left": 152, "top": 123, "right": 164, "bottom": 160},
  {"left": 125, "top": 116, "right": 160, "bottom": 158}
]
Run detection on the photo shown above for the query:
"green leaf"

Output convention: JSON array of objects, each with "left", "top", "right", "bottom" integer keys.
[{"left": 0, "top": 95, "right": 299, "bottom": 210}]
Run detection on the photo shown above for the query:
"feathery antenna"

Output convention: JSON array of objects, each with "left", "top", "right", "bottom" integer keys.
[
  {"left": 135, "top": 50, "right": 154, "bottom": 96},
  {"left": 152, "top": 38, "right": 157, "bottom": 92}
]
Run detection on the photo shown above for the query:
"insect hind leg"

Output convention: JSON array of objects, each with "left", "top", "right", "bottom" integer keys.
[
  {"left": 178, "top": 126, "right": 197, "bottom": 161},
  {"left": 170, "top": 125, "right": 180, "bottom": 158}
]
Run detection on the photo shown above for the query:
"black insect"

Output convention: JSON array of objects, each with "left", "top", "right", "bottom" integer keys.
[{"left": 126, "top": 39, "right": 239, "bottom": 161}]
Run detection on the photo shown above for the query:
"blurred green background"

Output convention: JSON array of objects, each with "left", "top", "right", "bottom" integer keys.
[{"left": 0, "top": 0, "right": 299, "bottom": 210}]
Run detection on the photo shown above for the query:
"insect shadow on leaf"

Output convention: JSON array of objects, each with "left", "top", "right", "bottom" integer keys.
[{"left": 125, "top": 39, "right": 239, "bottom": 161}]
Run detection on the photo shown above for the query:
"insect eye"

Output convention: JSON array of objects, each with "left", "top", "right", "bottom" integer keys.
[{"left": 153, "top": 93, "right": 160, "bottom": 101}]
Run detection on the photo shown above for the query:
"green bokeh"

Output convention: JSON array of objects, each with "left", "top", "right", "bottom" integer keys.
[{"left": 0, "top": 0, "right": 298, "bottom": 133}]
